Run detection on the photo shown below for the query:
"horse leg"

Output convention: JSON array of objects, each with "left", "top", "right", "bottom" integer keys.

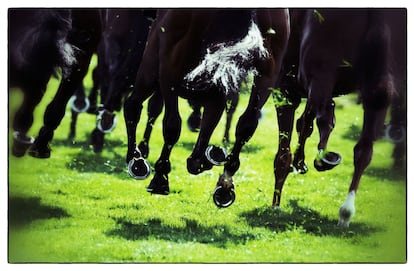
[
  {"left": 214, "top": 75, "right": 274, "bottom": 208},
  {"left": 124, "top": 79, "right": 155, "bottom": 179},
  {"left": 138, "top": 89, "right": 164, "bottom": 158},
  {"left": 223, "top": 93, "right": 239, "bottom": 145},
  {"left": 187, "top": 99, "right": 202, "bottom": 132},
  {"left": 338, "top": 106, "right": 387, "bottom": 227},
  {"left": 292, "top": 102, "right": 315, "bottom": 174},
  {"left": 273, "top": 97, "right": 300, "bottom": 207},
  {"left": 313, "top": 99, "right": 341, "bottom": 171},
  {"left": 146, "top": 95, "right": 181, "bottom": 195},
  {"left": 187, "top": 92, "right": 226, "bottom": 175},
  {"left": 12, "top": 85, "right": 44, "bottom": 157},
  {"left": 87, "top": 65, "right": 101, "bottom": 114},
  {"left": 28, "top": 50, "right": 94, "bottom": 158},
  {"left": 68, "top": 84, "right": 88, "bottom": 141}
]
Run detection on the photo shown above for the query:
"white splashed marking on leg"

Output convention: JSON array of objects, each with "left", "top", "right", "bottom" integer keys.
[
  {"left": 184, "top": 21, "right": 268, "bottom": 95},
  {"left": 57, "top": 39, "right": 78, "bottom": 78},
  {"left": 338, "top": 190, "right": 356, "bottom": 228}
]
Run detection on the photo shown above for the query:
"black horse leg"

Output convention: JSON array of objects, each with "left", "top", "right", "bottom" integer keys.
[
  {"left": 12, "top": 86, "right": 44, "bottom": 157},
  {"left": 273, "top": 98, "right": 300, "bottom": 207},
  {"left": 146, "top": 96, "right": 181, "bottom": 195},
  {"left": 68, "top": 84, "right": 88, "bottom": 141},
  {"left": 29, "top": 59, "right": 92, "bottom": 158},
  {"left": 292, "top": 102, "right": 315, "bottom": 173},
  {"left": 223, "top": 93, "right": 239, "bottom": 145},
  {"left": 214, "top": 75, "right": 274, "bottom": 207},
  {"left": 313, "top": 99, "right": 341, "bottom": 171},
  {"left": 138, "top": 90, "right": 164, "bottom": 158},
  {"left": 87, "top": 65, "right": 101, "bottom": 114},
  {"left": 187, "top": 99, "right": 202, "bottom": 132},
  {"left": 187, "top": 92, "right": 226, "bottom": 175}
]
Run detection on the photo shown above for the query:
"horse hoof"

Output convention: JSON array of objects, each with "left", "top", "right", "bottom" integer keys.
[
  {"left": 213, "top": 186, "right": 236, "bottom": 208},
  {"left": 28, "top": 143, "right": 51, "bottom": 159},
  {"left": 12, "top": 132, "right": 34, "bottom": 157},
  {"left": 290, "top": 163, "right": 308, "bottom": 174},
  {"left": 205, "top": 145, "right": 228, "bottom": 166},
  {"left": 127, "top": 157, "right": 151, "bottom": 180},
  {"left": 314, "top": 151, "right": 341, "bottom": 171},
  {"left": 146, "top": 174, "right": 169, "bottom": 195},
  {"left": 384, "top": 124, "right": 406, "bottom": 144},
  {"left": 69, "top": 95, "right": 90, "bottom": 113},
  {"left": 97, "top": 109, "right": 117, "bottom": 134}
]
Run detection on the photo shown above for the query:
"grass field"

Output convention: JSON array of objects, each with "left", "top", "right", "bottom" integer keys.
[{"left": 8, "top": 66, "right": 406, "bottom": 263}]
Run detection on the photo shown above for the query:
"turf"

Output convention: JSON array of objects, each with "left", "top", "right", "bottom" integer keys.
[{"left": 8, "top": 65, "right": 406, "bottom": 263}]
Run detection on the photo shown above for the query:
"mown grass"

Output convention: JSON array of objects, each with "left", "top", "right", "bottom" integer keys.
[{"left": 8, "top": 66, "right": 406, "bottom": 263}]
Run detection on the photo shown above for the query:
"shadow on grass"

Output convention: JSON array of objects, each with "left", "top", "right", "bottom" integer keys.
[
  {"left": 365, "top": 166, "right": 407, "bottom": 182},
  {"left": 342, "top": 124, "right": 361, "bottom": 141},
  {"left": 106, "top": 217, "right": 256, "bottom": 248},
  {"left": 9, "top": 196, "right": 70, "bottom": 228},
  {"left": 240, "top": 200, "right": 379, "bottom": 237},
  {"left": 65, "top": 150, "right": 126, "bottom": 174},
  {"left": 52, "top": 136, "right": 126, "bottom": 150},
  {"left": 176, "top": 141, "right": 263, "bottom": 154}
]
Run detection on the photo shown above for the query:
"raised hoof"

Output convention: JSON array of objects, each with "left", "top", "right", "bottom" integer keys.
[
  {"left": 12, "top": 132, "right": 34, "bottom": 157},
  {"left": 314, "top": 151, "right": 341, "bottom": 172},
  {"left": 213, "top": 186, "right": 236, "bottom": 208},
  {"left": 127, "top": 157, "right": 151, "bottom": 180},
  {"left": 69, "top": 95, "right": 90, "bottom": 113},
  {"left": 97, "top": 109, "right": 117, "bottom": 134},
  {"left": 384, "top": 124, "right": 406, "bottom": 144},
  {"left": 187, "top": 112, "right": 201, "bottom": 132},
  {"left": 146, "top": 174, "right": 169, "bottom": 195},
  {"left": 137, "top": 141, "right": 149, "bottom": 159},
  {"left": 205, "top": 145, "right": 228, "bottom": 166},
  {"left": 28, "top": 143, "right": 51, "bottom": 159}
]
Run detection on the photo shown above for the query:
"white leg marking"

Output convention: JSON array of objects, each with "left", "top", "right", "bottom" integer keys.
[{"left": 338, "top": 190, "right": 356, "bottom": 228}]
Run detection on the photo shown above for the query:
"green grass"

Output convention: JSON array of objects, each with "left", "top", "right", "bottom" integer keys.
[{"left": 8, "top": 70, "right": 406, "bottom": 263}]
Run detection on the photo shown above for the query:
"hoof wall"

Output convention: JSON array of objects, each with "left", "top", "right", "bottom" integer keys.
[
  {"left": 69, "top": 95, "right": 90, "bottom": 113},
  {"left": 213, "top": 186, "right": 235, "bottom": 208},
  {"left": 28, "top": 144, "right": 51, "bottom": 159},
  {"left": 97, "top": 109, "right": 117, "bottom": 134},
  {"left": 146, "top": 174, "right": 169, "bottom": 195},
  {"left": 127, "top": 157, "right": 151, "bottom": 180},
  {"left": 205, "top": 145, "right": 227, "bottom": 166},
  {"left": 314, "top": 151, "right": 341, "bottom": 171},
  {"left": 12, "top": 133, "right": 34, "bottom": 157}
]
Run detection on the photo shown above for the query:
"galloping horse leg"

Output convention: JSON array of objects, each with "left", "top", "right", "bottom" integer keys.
[
  {"left": 223, "top": 92, "right": 239, "bottom": 145},
  {"left": 313, "top": 99, "right": 340, "bottom": 171},
  {"left": 12, "top": 84, "right": 45, "bottom": 157},
  {"left": 87, "top": 65, "right": 101, "bottom": 114},
  {"left": 146, "top": 93, "right": 181, "bottom": 195},
  {"left": 291, "top": 102, "right": 315, "bottom": 173},
  {"left": 214, "top": 75, "right": 274, "bottom": 207},
  {"left": 272, "top": 96, "right": 300, "bottom": 207},
  {"left": 138, "top": 89, "right": 164, "bottom": 158},
  {"left": 187, "top": 91, "right": 226, "bottom": 175},
  {"left": 29, "top": 10, "right": 101, "bottom": 158},
  {"left": 187, "top": 99, "right": 202, "bottom": 132},
  {"left": 68, "top": 84, "right": 88, "bottom": 141},
  {"left": 29, "top": 49, "right": 95, "bottom": 158},
  {"left": 338, "top": 17, "right": 393, "bottom": 227},
  {"left": 338, "top": 106, "right": 387, "bottom": 227}
]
